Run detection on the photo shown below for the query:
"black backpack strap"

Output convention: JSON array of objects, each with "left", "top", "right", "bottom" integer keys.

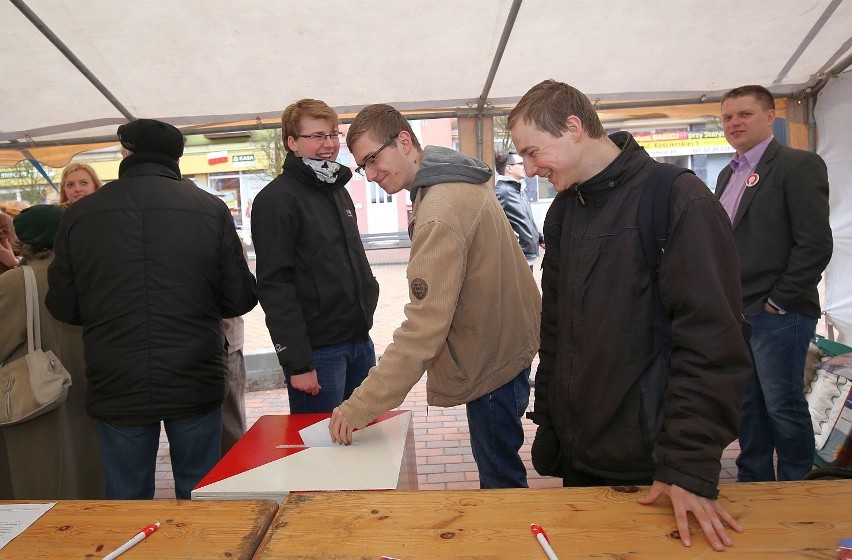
[
  {"left": 638, "top": 163, "right": 693, "bottom": 282},
  {"left": 638, "top": 162, "right": 694, "bottom": 346}
]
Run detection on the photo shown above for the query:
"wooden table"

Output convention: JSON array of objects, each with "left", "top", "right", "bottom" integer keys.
[
  {"left": 253, "top": 481, "right": 852, "bottom": 558},
  {"left": 1, "top": 499, "right": 277, "bottom": 559},
  {"left": 192, "top": 411, "right": 417, "bottom": 502}
]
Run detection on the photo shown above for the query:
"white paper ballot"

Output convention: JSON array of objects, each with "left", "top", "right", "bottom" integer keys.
[
  {"left": 298, "top": 418, "right": 341, "bottom": 447},
  {"left": 0, "top": 502, "right": 55, "bottom": 550}
]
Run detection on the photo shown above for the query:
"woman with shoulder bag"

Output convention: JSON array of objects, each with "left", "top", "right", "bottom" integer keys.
[{"left": 0, "top": 204, "right": 104, "bottom": 499}]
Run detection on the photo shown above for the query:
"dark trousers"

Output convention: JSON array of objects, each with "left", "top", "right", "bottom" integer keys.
[
  {"left": 736, "top": 311, "right": 816, "bottom": 481},
  {"left": 466, "top": 367, "right": 531, "bottom": 488},
  {"left": 98, "top": 406, "right": 222, "bottom": 500}
]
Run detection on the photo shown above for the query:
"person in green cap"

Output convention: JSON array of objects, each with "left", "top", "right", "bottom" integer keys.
[{"left": 0, "top": 204, "right": 105, "bottom": 500}]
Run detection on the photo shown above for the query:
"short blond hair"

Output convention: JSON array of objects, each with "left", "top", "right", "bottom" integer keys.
[{"left": 280, "top": 99, "right": 338, "bottom": 146}]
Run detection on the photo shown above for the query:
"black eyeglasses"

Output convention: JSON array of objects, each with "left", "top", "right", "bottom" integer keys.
[
  {"left": 508, "top": 161, "right": 524, "bottom": 166},
  {"left": 297, "top": 131, "right": 343, "bottom": 142},
  {"left": 355, "top": 134, "right": 399, "bottom": 176}
]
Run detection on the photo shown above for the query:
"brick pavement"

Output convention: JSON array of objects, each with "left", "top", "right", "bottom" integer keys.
[{"left": 154, "top": 248, "right": 742, "bottom": 498}]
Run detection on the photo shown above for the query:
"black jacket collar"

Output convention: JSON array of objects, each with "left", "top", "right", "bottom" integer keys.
[
  {"left": 561, "top": 131, "right": 650, "bottom": 208},
  {"left": 119, "top": 152, "right": 181, "bottom": 179}
]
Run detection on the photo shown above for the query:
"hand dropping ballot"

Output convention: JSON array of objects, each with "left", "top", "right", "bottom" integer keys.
[
  {"left": 274, "top": 418, "right": 358, "bottom": 448},
  {"left": 300, "top": 417, "right": 350, "bottom": 447}
]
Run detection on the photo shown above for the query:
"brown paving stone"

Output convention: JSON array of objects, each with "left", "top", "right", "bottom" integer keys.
[{"left": 426, "top": 472, "right": 467, "bottom": 484}]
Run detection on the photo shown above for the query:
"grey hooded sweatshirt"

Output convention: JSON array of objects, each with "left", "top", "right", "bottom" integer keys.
[{"left": 410, "top": 145, "right": 493, "bottom": 202}]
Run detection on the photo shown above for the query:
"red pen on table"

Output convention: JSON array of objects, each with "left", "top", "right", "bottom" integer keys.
[
  {"left": 531, "top": 523, "right": 559, "bottom": 560},
  {"left": 103, "top": 521, "right": 160, "bottom": 560}
]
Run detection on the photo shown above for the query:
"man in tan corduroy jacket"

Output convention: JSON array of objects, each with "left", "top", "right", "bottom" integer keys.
[{"left": 329, "top": 104, "right": 541, "bottom": 489}]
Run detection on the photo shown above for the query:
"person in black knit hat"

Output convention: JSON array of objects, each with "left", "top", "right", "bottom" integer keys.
[
  {"left": 46, "top": 119, "right": 257, "bottom": 500},
  {"left": 117, "top": 118, "right": 185, "bottom": 159}
]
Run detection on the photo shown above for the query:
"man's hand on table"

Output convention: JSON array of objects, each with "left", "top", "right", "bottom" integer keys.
[
  {"left": 638, "top": 481, "right": 743, "bottom": 551},
  {"left": 289, "top": 370, "right": 320, "bottom": 395},
  {"left": 329, "top": 406, "right": 356, "bottom": 445}
]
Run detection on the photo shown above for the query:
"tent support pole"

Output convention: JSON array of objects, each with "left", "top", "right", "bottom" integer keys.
[
  {"left": 808, "top": 95, "right": 817, "bottom": 152},
  {"left": 10, "top": 0, "right": 135, "bottom": 121}
]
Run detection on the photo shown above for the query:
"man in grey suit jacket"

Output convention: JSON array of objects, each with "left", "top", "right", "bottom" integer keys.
[{"left": 716, "top": 85, "right": 833, "bottom": 482}]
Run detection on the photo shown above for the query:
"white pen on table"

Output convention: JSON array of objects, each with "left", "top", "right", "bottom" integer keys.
[
  {"left": 531, "top": 523, "right": 559, "bottom": 560},
  {"left": 102, "top": 521, "right": 160, "bottom": 560}
]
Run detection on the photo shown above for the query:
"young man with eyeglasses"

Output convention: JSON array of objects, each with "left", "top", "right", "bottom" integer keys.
[
  {"left": 494, "top": 150, "right": 543, "bottom": 271},
  {"left": 329, "top": 104, "right": 541, "bottom": 489},
  {"left": 251, "top": 99, "right": 379, "bottom": 414}
]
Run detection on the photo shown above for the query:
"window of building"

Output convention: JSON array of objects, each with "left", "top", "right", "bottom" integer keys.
[{"left": 370, "top": 182, "right": 392, "bottom": 204}]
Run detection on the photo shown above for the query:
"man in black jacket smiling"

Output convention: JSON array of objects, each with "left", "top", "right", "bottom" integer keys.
[
  {"left": 510, "top": 81, "right": 752, "bottom": 551},
  {"left": 47, "top": 119, "right": 257, "bottom": 500},
  {"left": 251, "top": 99, "right": 379, "bottom": 414}
]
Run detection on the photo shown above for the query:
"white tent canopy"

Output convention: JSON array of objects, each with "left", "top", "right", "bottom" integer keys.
[
  {"left": 2, "top": 0, "right": 851, "bottom": 339},
  {"left": 2, "top": 0, "right": 851, "bottom": 146}
]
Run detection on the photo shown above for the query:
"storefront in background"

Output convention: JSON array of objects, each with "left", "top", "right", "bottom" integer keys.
[{"left": 631, "top": 128, "right": 735, "bottom": 192}]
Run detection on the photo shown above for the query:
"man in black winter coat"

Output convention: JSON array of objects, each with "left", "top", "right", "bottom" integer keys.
[
  {"left": 510, "top": 81, "right": 752, "bottom": 551},
  {"left": 47, "top": 119, "right": 257, "bottom": 500},
  {"left": 251, "top": 99, "right": 379, "bottom": 414}
]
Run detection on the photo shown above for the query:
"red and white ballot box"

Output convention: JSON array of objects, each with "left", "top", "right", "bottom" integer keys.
[{"left": 192, "top": 410, "right": 417, "bottom": 502}]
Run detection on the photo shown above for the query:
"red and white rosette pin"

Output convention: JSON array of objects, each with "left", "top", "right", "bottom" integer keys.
[{"left": 745, "top": 173, "right": 760, "bottom": 187}]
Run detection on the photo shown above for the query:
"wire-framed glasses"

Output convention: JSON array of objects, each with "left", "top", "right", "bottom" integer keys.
[
  {"left": 354, "top": 134, "right": 399, "bottom": 177},
  {"left": 297, "top": 131, "right": 343, "bottom": 142}
]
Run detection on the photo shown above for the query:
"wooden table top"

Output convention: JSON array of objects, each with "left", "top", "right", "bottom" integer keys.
[
  {"left": 1, "top": 499, "right": 278, "bottom": 559},
  {"left": 253, "top": 481, "right": 852, "bottom": 558}
]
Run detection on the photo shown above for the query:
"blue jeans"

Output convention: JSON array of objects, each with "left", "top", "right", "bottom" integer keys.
[
  {"left": 98, "top": 406, "right": 222, "bottom": 499},
  {"left": 736, "top": 311, "right": 816, "bottom": 482},
  {"left": 288, "top": 338, "right": 376, "bottom": 413},
  {"left": 466, "top": 367, "right": 530, "bottom": 489}
]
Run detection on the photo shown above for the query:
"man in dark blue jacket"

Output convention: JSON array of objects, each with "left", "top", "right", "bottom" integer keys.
[{"left": 47, "top": 119, "right": 257, "bottom": 500}]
